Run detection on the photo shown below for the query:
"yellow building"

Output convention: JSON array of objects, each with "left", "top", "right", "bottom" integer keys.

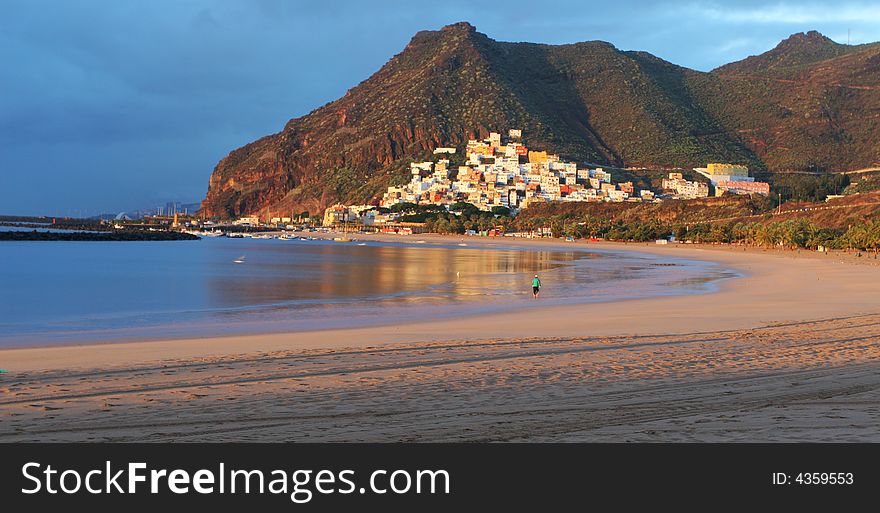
[
  {"left": 467, "top": 142, "right": 493, "bottom": 156},
  {"left": 323, "top": 204, "right": 350, "bottom": 227},
  {"left": 528, "top": 151, "right": 548, "bottom": 164},
  {"left": 706, "top": 163, "right": 749, "bottom": 177}
]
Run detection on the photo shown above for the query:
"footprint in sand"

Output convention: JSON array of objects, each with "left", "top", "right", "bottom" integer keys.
[{"left": 29, "top": 404, "right": 62, "bottom": 411}]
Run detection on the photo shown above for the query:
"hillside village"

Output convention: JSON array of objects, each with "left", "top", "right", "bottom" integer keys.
[
  {"left": 381, "top": 129, "right": 651, "bottom": 211},
  {"left": 322, "top": 129, "right": 769, "bottom": 227}
]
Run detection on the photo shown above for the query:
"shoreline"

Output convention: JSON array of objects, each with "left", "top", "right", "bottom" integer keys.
[
  {"left": 0, "top": 233, "right": 735, "bottom": 350},
  {"left": 3, "top": 235, "right": 880, "bottom": 373}
]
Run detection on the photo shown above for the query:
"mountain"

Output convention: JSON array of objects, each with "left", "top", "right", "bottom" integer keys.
[
  {"left": 714, "top": 31, "right": 860, "bottom": 75},
  {"left": 700, "top": 32, "right": 880, "bottom": 174},
  {"left": 201, "top": 23, "right": 880, "bottom": 218}
]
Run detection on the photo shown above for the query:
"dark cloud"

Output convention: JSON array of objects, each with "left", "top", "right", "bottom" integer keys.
[{"left": 2, "top": 0, "right": 878, "bottom": 215}]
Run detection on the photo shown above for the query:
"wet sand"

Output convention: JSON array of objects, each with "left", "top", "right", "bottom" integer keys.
[{"left": 2, "top": 237, "right": 880, "bottom": 442}]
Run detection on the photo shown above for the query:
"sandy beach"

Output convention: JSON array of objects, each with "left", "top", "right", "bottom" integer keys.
[{"left": 2, "top": 236, "right": 880, "bottom": 442}]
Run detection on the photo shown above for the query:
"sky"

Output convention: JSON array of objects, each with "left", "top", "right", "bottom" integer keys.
[{"left": 3, "top": 0, "right": 880, "bottom": 216}]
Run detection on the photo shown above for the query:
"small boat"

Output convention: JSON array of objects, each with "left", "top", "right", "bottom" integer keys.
[
  {"left": 333, "top": 237, "right": 352, "bottom": 242},
  {"left": 233, "top": 256, "right": 246, "bottom": 264},
  {"left": 357, "top": 242, "right": 366, "bottom": 246},
  {"left": 415, "top": 240, "right": 426, "bottom": 244},
  {"left": 458, "top": 243, "right": 467, "bottom": 246}
]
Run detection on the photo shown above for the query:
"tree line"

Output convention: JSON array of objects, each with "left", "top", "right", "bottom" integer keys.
[
  {"left": 509, "top": 215, "right": 880, "bottom": 251},
  {"left": 384, "top": 198, "right": 880, "bottom": 251}
]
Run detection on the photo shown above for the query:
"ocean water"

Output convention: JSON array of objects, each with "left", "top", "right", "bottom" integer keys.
[{"left": 0, "top": 236, "right": 736, "bottom": 347}]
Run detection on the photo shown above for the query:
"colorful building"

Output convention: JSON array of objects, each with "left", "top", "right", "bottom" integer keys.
[{"left": 715, "top": 180, "right": 771, "bottom": 196}]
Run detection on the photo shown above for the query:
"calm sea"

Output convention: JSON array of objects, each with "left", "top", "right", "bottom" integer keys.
[{"left": 0, "top": 236, "right": 736, "bottom": 347}]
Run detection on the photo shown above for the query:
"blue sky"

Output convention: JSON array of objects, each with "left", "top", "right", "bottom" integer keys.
[{"left": 2, "top": 0, "right": 879, "bottom": 216}]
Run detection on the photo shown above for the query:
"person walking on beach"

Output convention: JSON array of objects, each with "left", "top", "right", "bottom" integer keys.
[{"left": 532, "top": 274, "right": 542, "bottom": 299}]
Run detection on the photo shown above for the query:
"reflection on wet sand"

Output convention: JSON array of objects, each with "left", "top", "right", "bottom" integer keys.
[{"left": 206, "top": 244, "right": 585, "bottom": 309}]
